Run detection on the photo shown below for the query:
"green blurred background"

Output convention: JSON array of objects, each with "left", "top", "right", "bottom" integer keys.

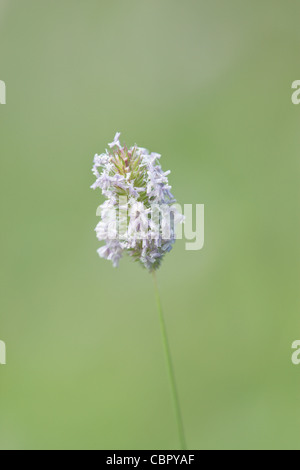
[{"left": 0, "top": 0, "right": 300, "bottom": 450}]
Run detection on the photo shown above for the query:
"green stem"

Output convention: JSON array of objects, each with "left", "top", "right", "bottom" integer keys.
[{"left": 152, "top": 271, "right": 187, "bottom": 450}]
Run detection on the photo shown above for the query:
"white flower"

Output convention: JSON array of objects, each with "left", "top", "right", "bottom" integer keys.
[
  {"left": 108, "top": 132, "right": 122, "bottom": 150},
  {"left": 91, "top": 133, "right": 183, "bottom": 271},
  {"left": 97, "top": 240, "right": 123, "bottom": 268}
]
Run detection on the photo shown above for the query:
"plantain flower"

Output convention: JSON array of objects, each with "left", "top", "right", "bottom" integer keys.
[{"left": 91, "top": 133, "right": 183, "bottom": 271}]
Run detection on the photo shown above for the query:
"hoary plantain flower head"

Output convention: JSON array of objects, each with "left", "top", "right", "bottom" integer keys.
[{"left": 91, "top": 133, "right": 184, "bottom": 271}]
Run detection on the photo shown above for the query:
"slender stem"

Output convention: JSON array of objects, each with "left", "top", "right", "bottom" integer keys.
[{"left": 152, "top": 271, "right": 187, "bottom": 450}]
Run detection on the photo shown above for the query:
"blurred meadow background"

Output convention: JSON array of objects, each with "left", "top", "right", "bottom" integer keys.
[{"left": 0, "top": 0, "right": 300, "bottom": 450}]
